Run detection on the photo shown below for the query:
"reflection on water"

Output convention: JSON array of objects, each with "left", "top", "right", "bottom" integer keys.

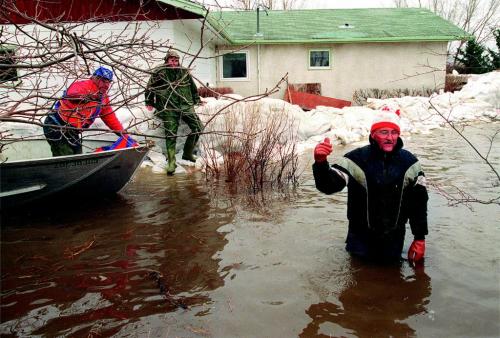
[
  {"left": 408, "top": 124, "right": 500, "bottom": 203},
  {"left": 1, "top": 174, "right": 234, "bottom": 336},
  {"left": 1, "top": 122, "right": 499, "bottom": 337},
  {"left": 300, "top": 258, "right": 431, "bottom": 337}
]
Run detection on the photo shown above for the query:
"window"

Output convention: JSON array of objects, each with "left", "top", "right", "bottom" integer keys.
[
  {"left": 0, "top": 47, "right": 19, "bottom": 84},
  {"left": 221, "top": 51, "right": 248, "bottom": 80},
  {"left": 309, "top": 49, "right": 331, "bottom": 69}
]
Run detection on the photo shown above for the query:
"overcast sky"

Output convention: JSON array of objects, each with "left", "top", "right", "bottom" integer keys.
[{"left": 300, "top": 0, "right": 394, "bottom": 9}]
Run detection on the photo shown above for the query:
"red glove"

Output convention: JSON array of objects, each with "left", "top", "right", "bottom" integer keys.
[
  {"left": 408, "top": 240, "right": 425, "bottom": 262},
  {"left": 314, "top": 137, "right": 333, "bottom": 163}
]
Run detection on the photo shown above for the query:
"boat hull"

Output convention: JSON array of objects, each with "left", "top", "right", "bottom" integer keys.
[{"left": 0, "top": 139, "right": 150, "bottom": 209}]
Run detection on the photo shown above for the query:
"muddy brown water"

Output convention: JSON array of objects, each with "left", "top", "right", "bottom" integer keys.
[{"left": 1, "top": 122, "right": 499, "bottom": 337}]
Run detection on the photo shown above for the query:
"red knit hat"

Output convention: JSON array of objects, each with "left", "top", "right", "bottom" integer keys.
[{"left": 370, "top": 106, "right": 401, "bottom": 133}]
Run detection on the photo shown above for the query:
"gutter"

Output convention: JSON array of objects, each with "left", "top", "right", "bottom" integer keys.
[{"left": 226, "top": 35, "right": 472, "bottom": 45}]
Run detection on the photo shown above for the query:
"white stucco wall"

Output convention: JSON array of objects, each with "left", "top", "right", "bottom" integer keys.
[
  {"left": 171, "top": 20, "right": 217, "bottom": 87},
  {"left": 216, "top": 42, "right": 448, "bottom": 101},
  {"left": 1, "top": 19, "right": 216, "bottom": 111}
]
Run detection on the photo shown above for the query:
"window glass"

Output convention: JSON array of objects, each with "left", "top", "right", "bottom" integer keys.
[
  {"left": 222, "top": 52, "right": 248, "bottom": 79},
  {"left": 0, "top": 48, "right": 19, "bottom": 83},
  {"left": 309, "top": 50, "right": 330, "bottom": 68}
]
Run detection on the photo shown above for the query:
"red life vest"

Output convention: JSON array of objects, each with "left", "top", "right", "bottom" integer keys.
[{"left": 57, "top": 79, "right": 123, "bottom": 132}]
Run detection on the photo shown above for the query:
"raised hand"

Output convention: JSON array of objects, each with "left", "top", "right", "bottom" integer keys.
[{"left": 314, "top": 137, "right": 333, "bottom": 163}]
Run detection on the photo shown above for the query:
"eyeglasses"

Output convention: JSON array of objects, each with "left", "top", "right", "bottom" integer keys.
[{"left": 375, "top": 130, "right": 400, "bottom": 137}]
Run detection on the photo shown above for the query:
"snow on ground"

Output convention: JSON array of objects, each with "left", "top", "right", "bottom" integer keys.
[
  {"left": 130, "top": 71, "right": 500, "bottom": 173},
  {"left": 2, "top": 71, "right": 499, "bottom": 174}
]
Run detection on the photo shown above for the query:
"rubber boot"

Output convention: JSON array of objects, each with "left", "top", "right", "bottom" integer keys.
[
  {"left": 182, "top": 135, "right": 198, "bottom": 162},
  {"left": 166, "top": 147, "right": 177, "bottom": 176}
]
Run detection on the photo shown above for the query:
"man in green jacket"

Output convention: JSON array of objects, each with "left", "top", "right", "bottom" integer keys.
[{"left": 145, "top": 50, "right": 203, "bottom": 175}]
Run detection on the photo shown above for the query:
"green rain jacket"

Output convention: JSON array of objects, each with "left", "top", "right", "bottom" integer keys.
[{"left": 145, "top": 66, "right": 201, "bottom": 110}]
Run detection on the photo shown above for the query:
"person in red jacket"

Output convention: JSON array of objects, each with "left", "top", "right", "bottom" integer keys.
[
  {"left": 313, "top": 106, "right": 428, "bottom": 263},
  {"left": 43, "top": 67, "right": 127, "bottom": 156}
]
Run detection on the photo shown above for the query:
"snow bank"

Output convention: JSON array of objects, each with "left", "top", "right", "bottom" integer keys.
[
  {"left": 2, "top": 71, "right": 498, "bottom": 173},
  {"left": 309, "top": 71, "right": 498, "bottom": 147},
  {"left": 193, "top": 71, "right": 498, "bottom": 155}
]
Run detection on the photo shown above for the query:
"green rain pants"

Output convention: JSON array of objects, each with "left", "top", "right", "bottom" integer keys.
[{"left": 159, "top": 106, "right": 203, "bottom": 155}]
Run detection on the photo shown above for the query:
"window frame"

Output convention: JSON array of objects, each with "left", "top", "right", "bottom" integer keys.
[
  {"left": 0, "top": 46, "right": 21, "bottom": 86},
  {"left": 220, "top": 50, "right": 250, "bottom": 81},
  {"left": 308, "top": 49, "right": 331, "bottom": 70}
]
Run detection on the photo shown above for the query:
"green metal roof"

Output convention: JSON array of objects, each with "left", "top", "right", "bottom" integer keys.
[
  {"left": 0, "top": 43, "right": 17, "bottom": 51},
  {"left": 157, "top": 0, "right": 207, "bottom": 17},
  {"left": 207, "top": 8, "right": 471, "bottom": 45}
]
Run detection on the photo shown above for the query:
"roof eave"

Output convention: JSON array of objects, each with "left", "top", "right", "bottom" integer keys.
[
  {"left": 206, "top": 17, "right": 234, "bottom": 44},
  {"left": 224, "top": 35, "right": 471, "bottom": 45},
  {"left": 156, "top": 0, "right": 207, "bottom": 17},
  {"left": 156, "top": 0, "right": 235, "bottom": 43}
]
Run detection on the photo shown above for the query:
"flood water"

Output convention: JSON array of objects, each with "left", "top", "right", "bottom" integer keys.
[{"left": 1, "top": 122, "right": 499, "bottom": 337}]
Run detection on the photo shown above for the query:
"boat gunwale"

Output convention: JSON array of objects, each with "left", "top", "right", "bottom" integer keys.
[{"left": 0, "top": 139, "right": 150, "bottom": 166}]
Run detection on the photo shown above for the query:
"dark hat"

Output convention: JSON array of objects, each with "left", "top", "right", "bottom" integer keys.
[{"left": 165, "top": 50, "right": 180, "bottom": 59}]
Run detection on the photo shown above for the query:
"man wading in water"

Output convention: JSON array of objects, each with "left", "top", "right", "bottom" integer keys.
[{"left": 312, "top": 106, "right": 428, "bottom": 263}]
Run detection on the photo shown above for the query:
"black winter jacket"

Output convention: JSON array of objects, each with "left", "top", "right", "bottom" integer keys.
[{"left": 313, "top": 137, "right": 428, "bottom": 259}]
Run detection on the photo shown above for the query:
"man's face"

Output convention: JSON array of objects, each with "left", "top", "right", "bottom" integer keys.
[
  {"left": 166, "top": 56, "right": 180, "bottom": 67},
  {"left": 93, "top": 77, "right": 112, "bottom": 94},
  {"left": 371, "top": 127, "right": 400, "bottom": 152}
]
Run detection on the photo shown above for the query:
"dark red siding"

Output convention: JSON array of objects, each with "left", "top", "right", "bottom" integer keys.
[{"left": 1, "top": 0, "right": 202, "bottom": 24}]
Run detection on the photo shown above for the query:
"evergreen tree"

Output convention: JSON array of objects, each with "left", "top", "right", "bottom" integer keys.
[
  {"left": 488, "top": 29, "right": 500, "bottom": 70},
  {"left": 456, "top": 38, "right": 493, "bottom": 74}
]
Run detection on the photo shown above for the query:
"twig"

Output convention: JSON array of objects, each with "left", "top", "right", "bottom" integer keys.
[{"left": 64, "top": 235, "right": 96, "bottom": 259}]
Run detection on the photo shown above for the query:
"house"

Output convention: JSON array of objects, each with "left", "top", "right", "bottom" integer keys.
[
  {"left": 1, "top": 2, "right": 471, "bottom": 104},
  {"left": 0, "top": 0, "right": 218, "bottom": 87},
  {"left": 208, "top": 8, "right": 470, "bottom": 101}
]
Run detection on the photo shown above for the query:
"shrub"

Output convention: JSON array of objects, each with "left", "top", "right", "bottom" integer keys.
[
  {"left": 352, "top": 88, "right": 437, "bottom": 105},
  {"left": 445, "top": 74, "right": 469, "bottom": 93},
  {"left": 200, "top": 102, "right": 299, "bottom": 193},
  {"left": 198, "top": 86, "right": 234, "bottom": 98}
]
